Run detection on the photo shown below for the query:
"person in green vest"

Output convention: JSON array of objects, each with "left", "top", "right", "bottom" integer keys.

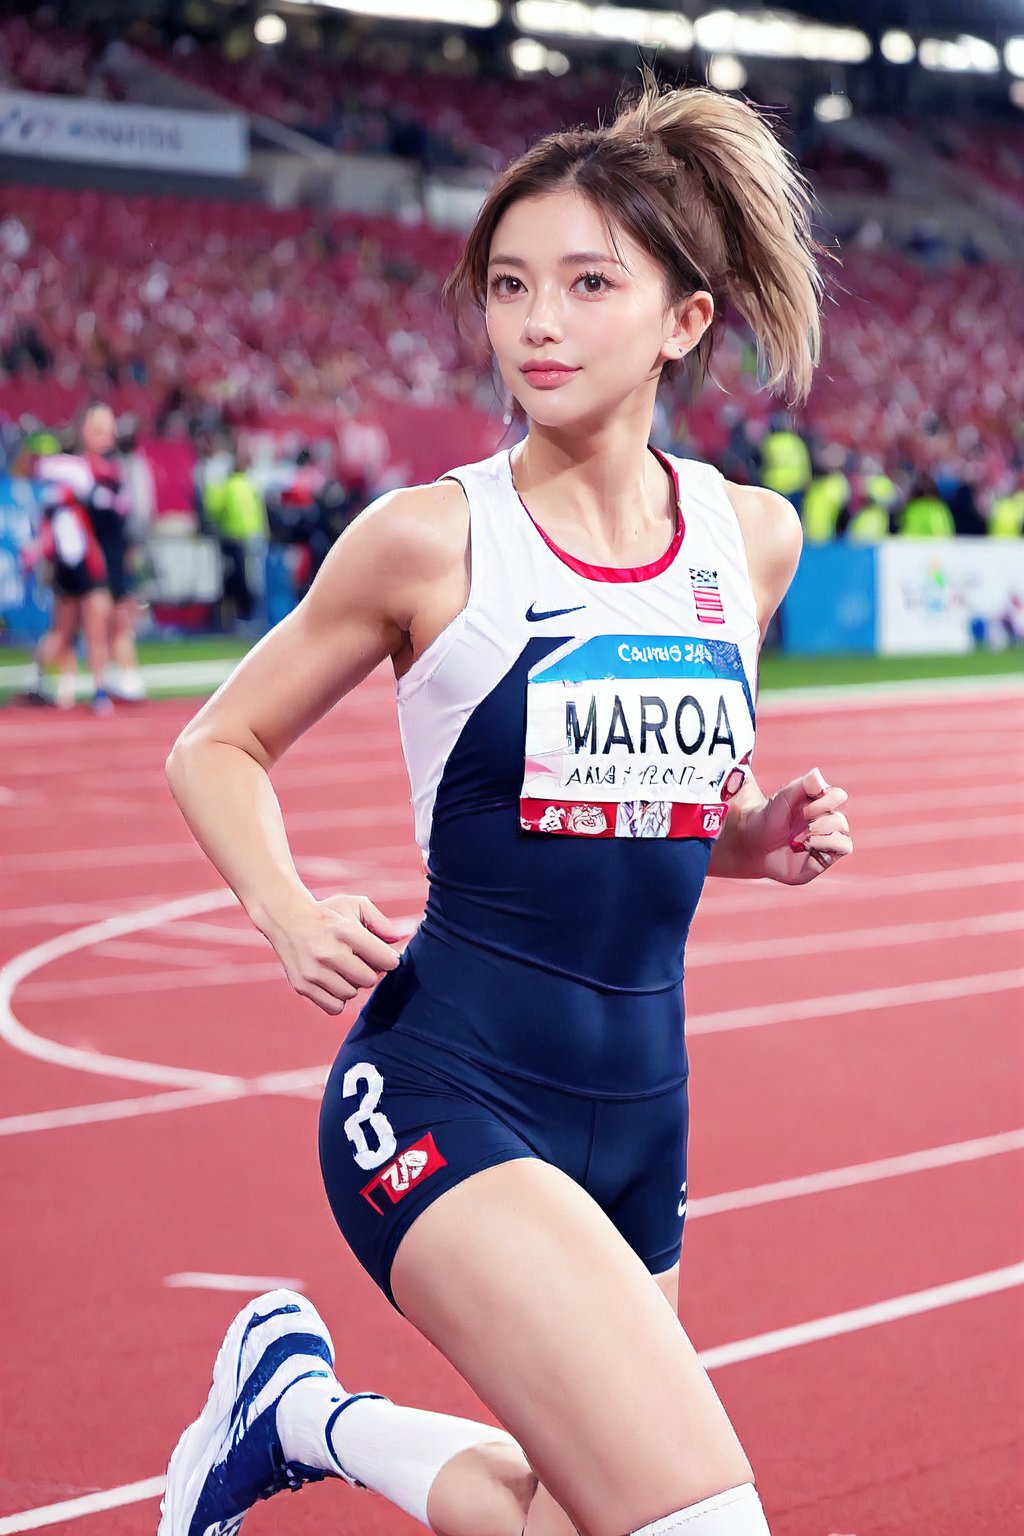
[
  {"left": 989, "top": 484, "right": 1024, "bottom": 538},
  {"left": 202, "top": 447, "right": 269, "bottom": 629},
  {"left": 899, "top": 475, "right": 955, "bottom": 538},
  {"left": 800, "top": 443, "right": 851, "bottom": 543},
  {"left": 758, "top": 412, "right": 812, "bottom": 512},
  {"left": 846, "top": 470, "right": 899, "bottom": 544}
]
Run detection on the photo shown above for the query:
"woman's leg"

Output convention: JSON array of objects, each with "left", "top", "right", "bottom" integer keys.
[
  {"left": 501, "top": 1263, "right": 679, "bottom": 1536},
  {"left": 80, "top": 588, "right": 112, "bottom": 698},
  {"left": 392, "top": 1160, "right": 753, "bottom": 1536}
]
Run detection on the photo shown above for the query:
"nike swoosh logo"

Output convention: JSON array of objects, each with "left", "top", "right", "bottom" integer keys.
[{"left": 526, "top": 603, "right": 586, "bottom": 622}]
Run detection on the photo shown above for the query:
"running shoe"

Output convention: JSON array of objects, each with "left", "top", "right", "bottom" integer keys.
[{"left": 158, "top": 1289, "right": 348, "bottom": 1535}]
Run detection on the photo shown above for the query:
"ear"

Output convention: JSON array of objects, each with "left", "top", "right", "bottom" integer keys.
[{"left": 661, "top": 290, "right": 714, "bottom": 364}]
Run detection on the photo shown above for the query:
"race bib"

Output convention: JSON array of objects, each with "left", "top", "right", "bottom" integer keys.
[{"left": 520, "top": 635, "right": 755, "bottom": 840}]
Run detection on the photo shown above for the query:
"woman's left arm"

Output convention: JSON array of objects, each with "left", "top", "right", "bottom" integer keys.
[{"left": 708, "top": 483, "right": 854, "bottom": 885}]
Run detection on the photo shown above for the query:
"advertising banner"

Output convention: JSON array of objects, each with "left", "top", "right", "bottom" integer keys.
[
  {"left": 0, "top": 89, "right": 248, "bottom": 176},
  {"left": 877, "top": 540, "right": 1024, "bottom": 655},
  {"left": 0, "top": 474, "right": 49, "bottom": 641}
]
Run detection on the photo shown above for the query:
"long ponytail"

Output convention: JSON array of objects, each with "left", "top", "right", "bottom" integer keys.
[{"left": 609, "top": 68, "right": 824, "bottom": 401}]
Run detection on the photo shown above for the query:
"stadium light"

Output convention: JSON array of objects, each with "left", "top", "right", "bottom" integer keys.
[
  {"left": 880, "top": 30, "right": 915, "bottom": 65},
  {"left": 814, "top": 92, "right": 852, "bottom": 122},
  {"left": 918, "top": 35, "right": 1000, "bottom": 74},
  {"left": 707, "top": 54, "right": 747, "bottom": 92},
  {"left": 510, "top": 37, "right": 547, "bottom": 72},
  {"left": 514, "top": 3, "right": 694, "bottom": 53},
  {"left": 509, "top": 36, "right": 571, "bottom": 75},
  {"left": 311, "top": 1, "right": 501, "bottom": 26},
  {"left": 1005, "top": 39, "right": 1024, "bottom": 78},
  {"left": 254, "top": 14, "right": 287, "bottom": 45},
  {"left": 694, "top": 10, "right": 871, "bottom": 64}
]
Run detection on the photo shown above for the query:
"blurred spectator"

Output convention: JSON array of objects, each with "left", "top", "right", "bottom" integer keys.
[
  {"left": 989, "top": 482, "right": 1024, "bottom": 539},
  {"left": 758, "top": 414, "right": 812, "bottom": 513},
  {"left": 845, "top": 467, "right": 900, "bottom": 544},
  {"left": 899, "top": 475, "right": 955, "bottom": 538},
  {"left": 202, "top": 446, "right": 268, "bottom": 630},
  {"left": 801, "top": 445, "right": 851, "bottom": 544}
]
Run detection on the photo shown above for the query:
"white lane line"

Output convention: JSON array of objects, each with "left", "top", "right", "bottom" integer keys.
[
  {"left": 0, "top": 1086, "right": 242, "bottom": 1137},
  {"left": 2, "top": 837, "right": 410, "bottom": 874},
  {"left": 848, "top": 781, "right": 1024, "bottom": 817},
  {"left": 687, "top": 910, "right": 1024, "bottom": 966},
  {"left": 3, "top": 1260, "right": 1019, "bottom": 1534},
  {"left": 1, "top": 899, "right": 179, "bottom": 928},
  {"left": 698, "top": 1261, "right": 1024, "bottom": 1371},
  {"left": 19, "top": 962, "right": 284, "bottom": 1001},
  {"left": 855, "top": 814, "right": 1022, "bottom": 848},
  {"left": 698, "top": 861, "right": 1024, "bottom": 912},
  {"left": 93, "top": 939, "right": 250, "bottom": 968},
  {"left": 690, "top": 968, "right": 1024, "bottom": 1035},
  {"left": 687, "top": 1129, "right": 1024, "bottom": 1218},
  {"left": 151, "top": 920, "right": 270, "bottom": 948},
  {"left": 164, "top": 1272, "right": 306, "bottom": 1292},
  {"left": 0, "top": 1478, "right": 167, "bottom": 1535},
  {"left": 756, "top": 676, "right": 1024, "bottom": 710}
]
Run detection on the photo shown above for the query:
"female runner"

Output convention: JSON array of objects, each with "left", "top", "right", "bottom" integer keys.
[{"left": 159, "top": 75, "right": 853, "bottom": 1536}]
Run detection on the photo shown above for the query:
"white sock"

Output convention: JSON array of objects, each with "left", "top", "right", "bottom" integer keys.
[
  {"left": 277, "top": 1376, "right": 517, "bottom": 1528},
  {"left": 630, "top": 1485, "right": 771, "bottom": 1535}
]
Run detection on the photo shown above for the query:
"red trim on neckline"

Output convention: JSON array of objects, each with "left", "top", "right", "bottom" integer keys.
[{"left": 509, "top": 446, "right": 685, "bottom": 583}]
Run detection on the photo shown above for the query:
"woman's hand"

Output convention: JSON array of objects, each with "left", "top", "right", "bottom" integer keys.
[
  {"left": 260, "top": 891, "right": 404, "bottom": 1015},
  {"left": 756, "top": 767, "right": 854, "bottom": 886}
]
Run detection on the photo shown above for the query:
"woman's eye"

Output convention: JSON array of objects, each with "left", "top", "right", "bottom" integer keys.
[
  {"left": 490, "top": 274, "right": 522, "bottom": 296},
  {"left": 576, "top": 271, "right": 610, "bottom": 294}
]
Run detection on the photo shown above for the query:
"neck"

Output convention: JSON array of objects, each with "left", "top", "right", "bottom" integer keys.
[{"left": 511, "top": 411, "right": 675, "bottom": 559}]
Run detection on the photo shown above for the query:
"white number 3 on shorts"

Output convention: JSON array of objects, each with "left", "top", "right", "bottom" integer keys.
[{"left": 341, "top": 1062, "right": 398, "bottom": 1171}]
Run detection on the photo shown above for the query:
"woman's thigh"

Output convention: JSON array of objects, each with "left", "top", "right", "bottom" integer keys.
[{"left": 391, "top": 1160, "right": 750, "bottom": 1536}]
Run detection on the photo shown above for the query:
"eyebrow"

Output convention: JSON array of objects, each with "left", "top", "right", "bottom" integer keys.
[{"left": 487, "top": 251, "right": 622, "bottom": 269}]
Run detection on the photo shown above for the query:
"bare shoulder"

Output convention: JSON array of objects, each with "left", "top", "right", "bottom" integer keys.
[
  {"left": 313, "top": 476, "right": 470, "bottom": 627},
  {"left": 342, "top": 477, "right": 469, "bottom": 581},
  {"left": 722, "top": 481, "right": 802, "bottom": 632}
]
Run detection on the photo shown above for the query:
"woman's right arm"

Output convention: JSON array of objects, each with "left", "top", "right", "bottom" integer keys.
[{"left": 165, "top": 481, "right": 467, "bottom": 1014}]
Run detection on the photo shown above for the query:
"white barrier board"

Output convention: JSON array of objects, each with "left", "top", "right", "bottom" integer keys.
[
  {"left": 0, "top": 89, "right": 248, "bottom": 175},
  {"left": 877, "top": 539, "right": 1024, "bottom": 655}
]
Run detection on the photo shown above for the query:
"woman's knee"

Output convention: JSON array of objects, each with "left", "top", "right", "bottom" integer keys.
[{"left": 427, "top": 1440, "right": 538, "bottom": 1536}]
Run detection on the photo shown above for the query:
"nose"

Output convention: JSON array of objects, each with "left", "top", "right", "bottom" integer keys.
[{"left": 522, "top": 282, "right": 564, "bottom": 346}]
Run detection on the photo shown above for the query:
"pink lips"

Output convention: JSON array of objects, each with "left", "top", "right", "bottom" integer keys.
[{"left": 521, "top": 362, "right": 580, "bottom": 389}]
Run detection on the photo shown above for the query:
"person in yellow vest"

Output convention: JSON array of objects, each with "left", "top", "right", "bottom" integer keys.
[
  {"left": 846, "top": 470, "right": 899, "bottom": 544},
  {"left": 758, "top": 412, "right": 812, "bottom": 512},
  {"left": 899, "top": 475, "right": 955, "bottom": 538},
  {"left": 989, "top": 484, "right": 1024, "bottom": 538},
  {"left": 203, "top": 447, "right": 269, "bottom": 629},
  {"left": 800, "top": 443, "right": 851, "bottom": 543}
]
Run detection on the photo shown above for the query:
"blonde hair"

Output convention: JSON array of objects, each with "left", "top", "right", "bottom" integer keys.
[{"left": 444, "top": 67, "right": 825, "bottom": 404}]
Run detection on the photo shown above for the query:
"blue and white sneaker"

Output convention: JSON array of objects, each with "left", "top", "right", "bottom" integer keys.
[{"left": 158, "top": 1289, "right": 357, "bottom": 1536}]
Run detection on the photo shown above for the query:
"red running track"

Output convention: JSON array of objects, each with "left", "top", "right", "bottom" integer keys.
[{"left": 1, "top": 677, "right": 1022, "bottom": 1536}]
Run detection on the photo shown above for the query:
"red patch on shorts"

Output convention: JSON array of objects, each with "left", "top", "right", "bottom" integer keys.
[{"left": 360, "top": 1133, "right": 447, "bottom": 1215}]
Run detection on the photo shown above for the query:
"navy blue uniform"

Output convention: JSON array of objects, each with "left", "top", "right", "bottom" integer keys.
[{"left": 318, "top": 448, "right": 758, "bottom": 1306}]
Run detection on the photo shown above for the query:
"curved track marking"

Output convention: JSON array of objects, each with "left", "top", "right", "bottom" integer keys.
[{"left": 0, "top": 889, "right": 249, "bottom": 1090}]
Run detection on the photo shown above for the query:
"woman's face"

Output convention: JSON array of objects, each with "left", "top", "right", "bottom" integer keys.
[{"left": 485, "top": 188, "right": 708, "bottom": 429}]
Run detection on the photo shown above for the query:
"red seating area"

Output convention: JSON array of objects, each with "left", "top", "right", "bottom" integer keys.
[
  {"left": 0, "top": 186, "right": 490, "bottom": 426},
  {"left": 1, "top": 189, "right": 1019, "bottom": 484}
]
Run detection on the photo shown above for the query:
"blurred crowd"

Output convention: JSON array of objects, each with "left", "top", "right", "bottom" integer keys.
[{"left": 0, "top": 186, "right": 1020, "bottom": 512}]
